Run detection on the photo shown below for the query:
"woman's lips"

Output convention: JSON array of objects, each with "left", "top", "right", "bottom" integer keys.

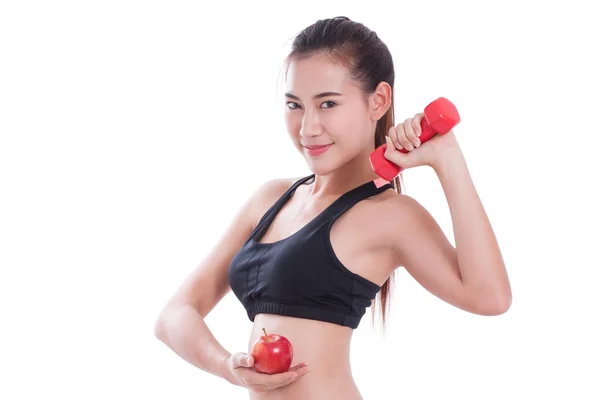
[{"left": 303, "top": 144, "right": 333, "bottom": 156}]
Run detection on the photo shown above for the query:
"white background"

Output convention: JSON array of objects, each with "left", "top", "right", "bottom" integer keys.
[{"left": 1, "top": 0, "right": 599, "bottom": 399}]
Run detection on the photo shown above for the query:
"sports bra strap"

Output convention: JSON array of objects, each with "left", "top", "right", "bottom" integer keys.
[
  {"left": 249, "top": 174, "right": 315, "bottom": 242},
  {"left": 324, "top": 179, "right": 392, "bottom": 222}
]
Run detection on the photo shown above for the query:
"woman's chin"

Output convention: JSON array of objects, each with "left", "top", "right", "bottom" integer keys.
[{"left": 303, "top": 158, "right": 339, "bottom": 176}]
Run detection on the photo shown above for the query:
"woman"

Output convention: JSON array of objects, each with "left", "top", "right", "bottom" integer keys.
[{"left": 154, "top": 16, "right": 511, "bottom": 399}]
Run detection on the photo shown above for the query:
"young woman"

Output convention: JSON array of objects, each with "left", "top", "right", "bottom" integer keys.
[{"left": 154, "top": 16, "right": 511, "bottom": 399}]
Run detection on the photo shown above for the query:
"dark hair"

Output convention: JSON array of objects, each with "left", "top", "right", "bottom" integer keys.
[{"left": 282, "top": 16, "right": 402, "bottom": 333}]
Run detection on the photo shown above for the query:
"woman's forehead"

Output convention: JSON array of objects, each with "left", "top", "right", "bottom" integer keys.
[{"left": 285, "top": 57, "right": 359, "bottom": 98}]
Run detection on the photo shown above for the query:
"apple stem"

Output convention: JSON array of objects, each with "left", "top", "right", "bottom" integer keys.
[{"left": 262, "top": 328, "right": 269, "bottom": 342}]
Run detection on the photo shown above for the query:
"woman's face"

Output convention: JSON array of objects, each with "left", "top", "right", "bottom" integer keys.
[{"left": 283, "top": 55, "right": 377, "bottom": 176}]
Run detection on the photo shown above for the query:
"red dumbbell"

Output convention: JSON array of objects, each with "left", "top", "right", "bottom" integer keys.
[{"left": 369, "top": 97, "right": 461, "bottom": 181}]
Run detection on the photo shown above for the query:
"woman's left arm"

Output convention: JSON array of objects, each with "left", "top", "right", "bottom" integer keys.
[
  {"left": 385, "top": 121, "right": 512, "bottom": 315},
  {"left": 435, "top": 143, "right": 511, "bottom": 313}
]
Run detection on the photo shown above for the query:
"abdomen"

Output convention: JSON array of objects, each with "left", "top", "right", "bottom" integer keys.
[{"left": 247, "top": 313, "right": 363, "bottom": 399}]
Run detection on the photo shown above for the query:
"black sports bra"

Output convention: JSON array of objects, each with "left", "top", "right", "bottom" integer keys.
[{"left": 227, "top": 174, "right": 393, "bottom": 329}]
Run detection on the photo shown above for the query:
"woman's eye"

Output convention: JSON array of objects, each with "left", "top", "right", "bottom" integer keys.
[{"left": 285, "top": 101, "right": 337, "bottom": 109}]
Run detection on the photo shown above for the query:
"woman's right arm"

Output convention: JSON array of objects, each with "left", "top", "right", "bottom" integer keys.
[
  {"left": 153, "top": 178, "right": 292, "bottom": 386},
  {"left": 155, "top": 303, "right": 240, "bottom": 384}
]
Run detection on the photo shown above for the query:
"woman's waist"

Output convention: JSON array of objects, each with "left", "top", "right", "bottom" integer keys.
[
  {"left": 248, "top": 370, "right": 362, "bottom": 400},
  {"left": 248, "top": 313, "right": 353, "bottom": 369}
]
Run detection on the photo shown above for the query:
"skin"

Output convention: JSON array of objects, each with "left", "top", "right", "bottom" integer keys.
[
  {"left": 155, "top": 53, "right": 511, "bottom": 400},
  {"left": 241, "top": 54, "right": 511, "bottom": 399}
]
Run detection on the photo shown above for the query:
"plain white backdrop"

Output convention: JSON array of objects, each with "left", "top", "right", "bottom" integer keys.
[{"left": 1, "top": 0, "right": 599, "bottom": 399}]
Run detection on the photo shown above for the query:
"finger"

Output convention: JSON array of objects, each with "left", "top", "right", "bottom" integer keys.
[
  {"left": 271, "top": 366, "right": 310, "bottom": 390},
  {"left": 396, "top": 122, "right": 414, "bottom": 151},
  {"left": 384, "top": 136, "right": 407, "bottom": 166},
  {"left": 271, "top": 373, "right": 303, "bottom": 390},
  {"left": 246, "top": 368, "right": 300, "bottom": 387},
  {"left": 248, "top": 384, "right": 272, "bottom": 394},
  {"left": 287, "top": 364, "right": 309, "bottom": 377},
  {"left": 403, "top": 118, "right": 420, "bottom": 149},
  {"left": 272, "top": 377, "right": 295, "bottom": 390},
  {"left": 388, "top": 126, "right": 403, "bottom": 151},
  {"left": 288, "top": 363, "right": 307, "bottom": 372},
  {"left": 292, "top": 365, "right": 310, "bottom": 377},
  {"left": 412, "top": 113, "right": 424, "bottom": 138}
]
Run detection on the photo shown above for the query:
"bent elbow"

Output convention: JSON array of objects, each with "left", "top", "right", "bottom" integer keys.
[
  {"left": 154, "top": 310, "right": 170, "bottom": 342},
  {"left": 154, "top": 316, "right": 164, "bottom": 341},
  {"left": 485, "top": 297, "right": 511, "bottom": 316},
  {"left": 473, "top": 291, "right": 512, "bottom": 316}
]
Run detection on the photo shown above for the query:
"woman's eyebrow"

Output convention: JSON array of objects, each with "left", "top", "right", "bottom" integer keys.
[{"left": 284, "top": 91, "right": 343, "bottom": 100}]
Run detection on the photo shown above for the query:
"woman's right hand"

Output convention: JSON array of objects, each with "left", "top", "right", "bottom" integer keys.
[{"left": 222, "top": 352, "right": 310, "bottom": 393}]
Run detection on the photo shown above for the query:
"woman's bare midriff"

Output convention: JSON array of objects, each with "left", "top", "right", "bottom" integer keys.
[
  {"left": 241, "top": 180, "right": 399, "bottom": 398},
  {"left": 247, "top": 313, "right": 363, "bottom": 400}
]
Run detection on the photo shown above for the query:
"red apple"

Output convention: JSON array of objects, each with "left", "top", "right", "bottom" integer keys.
[{"left": 250, "top": 328, "right": 293, "bottom": 374}]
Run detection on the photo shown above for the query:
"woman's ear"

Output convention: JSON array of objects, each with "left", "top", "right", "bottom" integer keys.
[{"left": 369, "top": 81, "right": 392, "bottom": 121}]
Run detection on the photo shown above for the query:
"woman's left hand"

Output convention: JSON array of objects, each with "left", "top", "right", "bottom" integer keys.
[{"left": 384, "top": 112, "right": 462, "bottom": 170}]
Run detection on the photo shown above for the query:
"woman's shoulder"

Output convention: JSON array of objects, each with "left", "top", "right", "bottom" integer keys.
[
  {"left": 368, "top": 188, "right": 427, "bottom": 224},
  {"left": 372, "top": 190, "right": 439, "bottom": 255},
  {"left": 350, "top": 188, "right": 426, "bottom": 242},
  {"left": 255, "top": 175, "right": 307, "bottom": 202},
  {"left": 247, "top": 175, "right": 308, "bottom": 224}
]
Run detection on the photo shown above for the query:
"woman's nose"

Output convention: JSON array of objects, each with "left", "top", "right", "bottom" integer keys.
[{"left": 299, "top": 111, "right": 323, "bottom": 137}]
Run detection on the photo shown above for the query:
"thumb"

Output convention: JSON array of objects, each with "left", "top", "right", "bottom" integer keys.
[
  {"left": 234, "top": 353, "right": 254, "bottom": 368},
  {"left": 245, "top": 355, "right": 254, "bottom": 367}
]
